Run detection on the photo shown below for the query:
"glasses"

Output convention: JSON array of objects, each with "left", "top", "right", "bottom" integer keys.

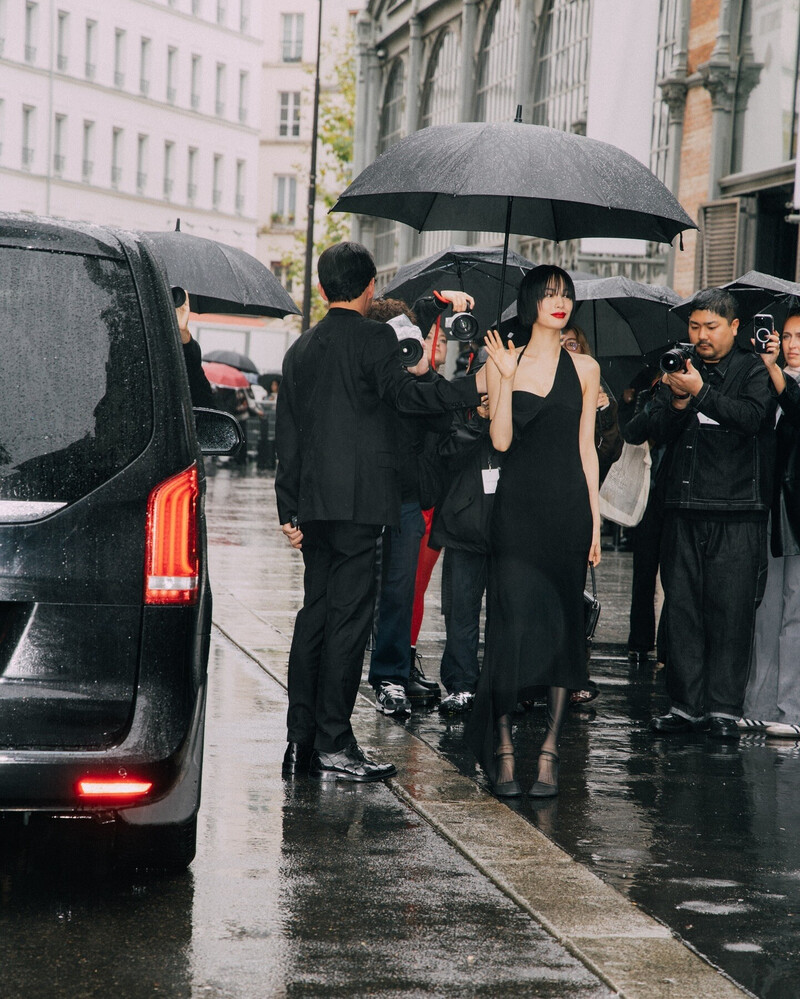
[{"left": 562, "top": 340, "right": 580, "bottom": 352}]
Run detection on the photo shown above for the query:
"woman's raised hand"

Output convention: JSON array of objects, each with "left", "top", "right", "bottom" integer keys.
[{"left": 484, "top": 329, "right": 518, "bottom": 381}]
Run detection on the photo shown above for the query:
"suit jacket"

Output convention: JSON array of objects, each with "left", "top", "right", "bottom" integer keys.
[{"left": 274, "top": 307, "right": 480, "bottom": 527}]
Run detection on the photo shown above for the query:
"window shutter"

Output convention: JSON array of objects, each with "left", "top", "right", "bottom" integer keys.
[{"left": 695, "top": 199, "right": 741, "bottom": 287}]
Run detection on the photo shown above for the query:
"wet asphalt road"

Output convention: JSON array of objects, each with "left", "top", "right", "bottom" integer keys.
[{"left": 1, "top": 463, "right": 799, "bottom": 998}]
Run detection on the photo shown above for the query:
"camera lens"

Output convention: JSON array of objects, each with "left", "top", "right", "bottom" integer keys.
[
  {"left": 450, "top": 312, "right": 480, "bottom": 342},
  {"left": 171, "top": 286, "right": 187, "bottom": 308},
  {"left": 398, "top": 337, "right": 424, "bottom": 367},
  {"left": 660, "top": 347, "right": 687, "bottom": 374}
]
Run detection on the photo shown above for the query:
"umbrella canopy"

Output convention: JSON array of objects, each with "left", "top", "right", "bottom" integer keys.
[
  {"left": 501, "top": 276, "right": 684, "bottom": 357},
  {"left": 332, "top": 121, "right": 697, "bottom": 245},
  {"left": 202, "top": 361, "right": 250, "bottom": 388},
  {"left": 203, "top": 349, "right": 259, "bottom": 374},
  {"left": 144, "top": 230, "right": 301, "bottom": 318},
  {"left": 673, "top": 270, "right": 800, "bottom": 339}
]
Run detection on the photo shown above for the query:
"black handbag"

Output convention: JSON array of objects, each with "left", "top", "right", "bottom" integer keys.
[{"left": 584, "top": 564, "right": 601, "bottom": 640}]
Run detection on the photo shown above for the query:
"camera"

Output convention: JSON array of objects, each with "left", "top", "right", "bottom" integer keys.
[
  {"left": 753, "top": 313, "right": 774, "bottom": 354},
  {"left": 171, "top": 286, "right": 187, "bottom": 308},
  {"left": 387, "top": 313, "right": 426, "bottom": 368},
  {"left": 659, "top": 342, "right": 694, "bottom": 374},
  {"left": 447, "top": 310, "right": 480, "bottom": 343}
]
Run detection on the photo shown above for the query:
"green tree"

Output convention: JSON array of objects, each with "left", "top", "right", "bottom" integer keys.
[{"left": 282, "top": 28, "right": 356, "bottom": 325}]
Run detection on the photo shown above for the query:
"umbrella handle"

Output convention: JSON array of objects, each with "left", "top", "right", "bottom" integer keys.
[{"left": 496, "top": 196, "right": 514, "bottom": 333}]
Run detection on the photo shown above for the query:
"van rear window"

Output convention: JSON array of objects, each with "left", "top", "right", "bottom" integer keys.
[{"left": 0, "top": 249, "right": 152, "bottom": 508}]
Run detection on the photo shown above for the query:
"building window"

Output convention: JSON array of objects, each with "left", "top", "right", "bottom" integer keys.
[
  {"left": 167, "top": 46, "right": 178, "bottom": 103},
  {"left": 53, "top": 113, "right": 66, "bottom": 175},
  {"left": 22, "top": 105, "right": 35, "bottom": 169},
  {"left": 374, "top": 61, "right": 405, "bottom": 267},
  {"left": 278, "top": 91, "right": 301, "bottom": 137},
  {"left": 0, "top": 0, "right": 8, "bottom": 57},
  {"left": 137, "top": 134, "right": 148, "bottom": 193},
  {"left": 25, "top": 2, "right": 37, "bottom": 63},
  {"left": 476, "top": 0, "right": 519, "bottom": 124},
  {"left": 217, "top": 0, "right": 226, "bottom": 25},
  {"left": 281, "top": 13, "right": 303, "bottom": 62},
  {"left": 239, "top": 71, "right": 249, "bottom": 123},
  {"left": 215, "top": 63, "right": 226, "bottom": 116},
  {"left": 273, "top": 174, "right": 297, "bottom": 226},
  {"left": 531, "top": 0, "right": 591, "bottom": 133},
  {"left": 163, "top": 141, "right": 174, "bottom": 199},
  {"left": 235, "top": 159, "right": 245, "bottom": 213},
  {"left": 240, "top": 0, "right": 250, "bottom": 33},
  {"left": 192, "top": 0, "right": 202, "bottom": 14},
  {"left": 415, "top": 29, "right": 461, "bottom": 257},
  {"left": 0, "top": 100, "right": 5, "bottom": 158},
  {"left": 56, "top": 10, "right": 68, "bottom": 70},
  {"left": 650, "top": 0, "right": 680, "bottom": 186},
  {"left": 212, "top": 154, "right": 223, "bottom": 208},
  {"left": 84, "top": 18, "right": 96, "bottom": 80},
  {"left": 111, "top": 127, "right": 123, "bottom": 188},
  {"left": 191, "top": 55, "right": 202, "bottom": 109},
  {"left": 271, "top": 262, "right": 293, "bottom": 294},
  {"left": 187, "top": 147, "right": 198, "bottom": 203},
  {"left": 114, "top": 29, "right": 126, "bottom": 88},
  {"left": 140, "top": 38, "right": 151, "bottom": 95},
  {"left": 82, "top": 119, "right": 94, "bottom": 182}
]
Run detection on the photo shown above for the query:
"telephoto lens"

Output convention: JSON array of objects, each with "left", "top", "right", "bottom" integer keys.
[
  {"left": 449, "top": 311, "right": 480, "bottom": 342},
  {"left": 398, "top": 337, "right": 424, "bottom": 367},
  {"left": 659, "top": 343, "right": 693, "bottom": 374}
]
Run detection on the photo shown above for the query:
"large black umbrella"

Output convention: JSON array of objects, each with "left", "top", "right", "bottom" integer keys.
[
  {"left": 501, "top": 276, "right": 684, "bottom": 356},
  {"left": 332, "top": 115, "right": 697, "bottom": 326},
  {"left": 673, "top": 270, "right": 800, "bottom": 340},
  {"left": 380, "top": 245, "right": 594, "bottom": 339},
  {"left": 203, "top": 349, "right": 259, "bottom": 375},
  {"left": 144, "top": 229, "right": 301, "bottom": 319}
]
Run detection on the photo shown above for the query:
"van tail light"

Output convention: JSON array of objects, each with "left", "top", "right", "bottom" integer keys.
[
  {"left": 144, "top": 463, "right": 199, "bottom": 605},
  {"left": 78, "top": 778, "right": 153, "bottom": 799}
]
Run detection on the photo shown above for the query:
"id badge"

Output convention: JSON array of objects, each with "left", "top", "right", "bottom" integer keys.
[{"left": 482, "top": 468, "right": 500, "bottom": 494}]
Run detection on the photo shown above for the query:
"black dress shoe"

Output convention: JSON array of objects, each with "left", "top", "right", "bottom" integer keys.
[
  {"left": 407, "top": 658, "right": 441, "bottom": 702},
  {"left": 309, "top": 743, "right": 397, "bottom": 783},
  {"left": 282, "top": 741, "right": 314, "bottom": 776},
  {"left": 650, "top": 712, "right": 695, "bottom": 734},
  {"left": 707, "top": 717, "right": 740, "bottom": 741}
]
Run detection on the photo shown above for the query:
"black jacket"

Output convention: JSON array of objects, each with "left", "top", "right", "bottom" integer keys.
[
  {"left": 429, "top": 409, "right": 501, "bottom": 554},
  {"left": 182, "top": 337, "right": 215, "bottom": 408},
  {"left": 646, "top": 346, "right": 775, "bottom": 515},
  {"left": 274, "top": 308, "right": 480, "bottom": 527},
  {"left": 770, "top": 373, "right": 800, "bottom": 556}
]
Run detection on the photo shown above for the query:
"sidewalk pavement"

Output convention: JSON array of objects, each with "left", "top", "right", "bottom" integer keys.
[{"left": 204, "top": 466, "right": 760, "bottom": 999}]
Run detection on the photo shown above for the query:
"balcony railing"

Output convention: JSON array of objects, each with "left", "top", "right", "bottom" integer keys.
[
  {"left": 191, "top": 93, "right": 200, "bottom": 110},
  {"left": 114, "top": 71, "right": 124, "bottom": 87},
  {"left": 85, "top": 61, "right": 95, "bottom": 80},
  {"left": 167, "top": 87, "right": 176, "bottom": 104},
  {"left": 25, "top": 45, "right": 36, "bottom": 63},
  {"left": 212, "top": 188, "right": 222, "bottom": 208},
  {"left": 22, "top": 147, "right": 34, "bottom": 169},
  {"left": 111, "top": 166, "right": 122, "bottom": 187},
  {"left": 136, "top": 171, "right": 147, "bottom": 193},
  {"left": 140, "top": 78, "right": 149, "bottom": 96},
  {"left": 215, "top": 100, "right": 225, "bottom": 117},
  {"left": 53, "top": 154, "right": 65, "bottom": 175},
  {"left": 216, "top": 3, "right": 226, "bottom": 25},
  {"left": 187, "top": 183, "right": 197, "bottom": 204},
  {"left": 238, "top": 106, "right": 247, "bottom": 124},
  {"left": 163, "top": 178, "right": 174, "bottom": 199},
  {"left": 82, "top": 159, "right": 93, "bottom": 182},
  {"left": 57, "top": 53, "right": 67, "bottom": 71},
  {"left": 235, "top": 194, "right": 245, "bottom": 214}
]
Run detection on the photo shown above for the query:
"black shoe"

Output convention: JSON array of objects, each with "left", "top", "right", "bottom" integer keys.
[
  {"left": 408, "top": 653, "right": 441, "bottom": 701},
  {"left": 406, "top": 673, "right": 438, "bottom": 704},
  {"left": 650, "top": 712, "right": 697, "bottom": 734},
  {"left": 490, "top": 748, "right": 522, "bottom": 798},
  {"left": 309, "top": 743, "right": 397, "bottom": 783},
  {"left": 707, "top": 717, "right": 740, "bottom": 741},
  {"left": 282, "top": 741, "right": 314, "bottom": 776},
  {"left": 529, "top": 750, "right": 560, "bottom": 798}
]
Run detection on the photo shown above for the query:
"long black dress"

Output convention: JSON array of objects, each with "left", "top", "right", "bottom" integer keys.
[{"left": 466, "top": 349, "right": 592, "bottom": 778}]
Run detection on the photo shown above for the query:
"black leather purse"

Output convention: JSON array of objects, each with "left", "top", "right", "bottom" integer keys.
[{"left": 584, "top": 564, "right": 601, "bottom": 640}]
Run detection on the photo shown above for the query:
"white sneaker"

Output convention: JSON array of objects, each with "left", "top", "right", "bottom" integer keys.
[
  {"left": 764, "top": 722, "right": 800, "bottom": 738},
  {"left": 374, "top": 682, "right": 411, "bottom": 716},
  {"left": 438, "top": 691, "right": 474, "bottom": 715},
  {"left": 736, "top": 717, "right": 773, "bottom": 730}
]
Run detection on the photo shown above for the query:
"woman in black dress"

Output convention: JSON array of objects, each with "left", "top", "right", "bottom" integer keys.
[{"left": 466, "top": 265, "right": 601, "bottom": 798}]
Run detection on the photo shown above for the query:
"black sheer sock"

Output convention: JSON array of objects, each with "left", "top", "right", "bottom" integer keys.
[
  {"left": 494, "top": 713, "right": 515, "bottom": 784},
  {"left": 538, "top": 686, "right": 569, "bottom": 785}
]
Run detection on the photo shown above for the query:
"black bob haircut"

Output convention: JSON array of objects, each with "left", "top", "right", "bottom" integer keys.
[
  {"left": 689, "top": 287, "right": 738, "bottom": 323},
  {"left": 318, "top": 241, "right": 377, "bottom": 304},
  {"left": 517, "top": 265, "right": 575, "bottom": 329}
]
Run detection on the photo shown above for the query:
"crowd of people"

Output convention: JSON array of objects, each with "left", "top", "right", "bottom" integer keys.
[{"left": 273, "top": 239, "right": 798, "bottom": 796}]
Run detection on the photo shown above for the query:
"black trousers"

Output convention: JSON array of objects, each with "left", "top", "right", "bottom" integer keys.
[
  {"left": 286, "top": 520, "right": 381, "bottom": 753},
  {"left": 659, "top": 514, "right": 767, "bottom": 720},
  {"left": 627, "top": 490, "right": 664, "bottom": 654}
]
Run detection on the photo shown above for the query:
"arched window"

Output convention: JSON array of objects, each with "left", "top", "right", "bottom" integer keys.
[
  {"left": 415, "top": 28, "right": 461, "bottom": 256},
  {"left": 475, "top": 0, "right": 519, "bottom": 124},
  {"left": 649, "top": 0, "right": 681, "bottom": 185},
  {"left": 374, "top": 60, "right": 405, "bottom": 268},
  {"left": 531, "top": 0, "right": 592, "bottom": 133}
]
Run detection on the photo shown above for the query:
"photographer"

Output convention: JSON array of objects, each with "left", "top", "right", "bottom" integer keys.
[{"left": 646, "top": 288, "right": 774, "bottom": 740}]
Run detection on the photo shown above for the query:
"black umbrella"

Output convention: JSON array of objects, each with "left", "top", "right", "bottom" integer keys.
[
  {"left": 673, "top": 270, "right": 800, "bottom": 340},
  {"left": 144, "top": 228, "right": 301, "bottom": 319},
  {"left": 500, "top": 276, "right": 684, "bottom": 356},
  {"left": 332, "top": 113, "right": 697, "bottom": 326},
  {"left": 380, "top": 245, "right": 594, "bottom": 339},
  {"left": 203, "top": 349, "right": 260, "bottom": 375}
]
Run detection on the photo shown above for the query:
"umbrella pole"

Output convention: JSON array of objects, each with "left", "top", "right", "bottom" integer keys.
[{"left": 496, "top": 196, "right": 514, "bottom": 333}]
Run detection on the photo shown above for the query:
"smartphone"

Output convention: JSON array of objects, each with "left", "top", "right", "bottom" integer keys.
[{"left": 753, "top": 314, "right": 774, "bottom": 354}]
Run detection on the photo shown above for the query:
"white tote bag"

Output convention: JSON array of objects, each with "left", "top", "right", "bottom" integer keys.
[{"left": 598, "top": 441, "right": 652, "bottom": 527}]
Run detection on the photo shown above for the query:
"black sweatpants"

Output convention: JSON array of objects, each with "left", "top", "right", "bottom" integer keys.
[
  {"left": 285, "top": 520, "right": 381, "bottom": 753},
  {"left": 659, "top": 513, "right": 768, "bottom": 720}
]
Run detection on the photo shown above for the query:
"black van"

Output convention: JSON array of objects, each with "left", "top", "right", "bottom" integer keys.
[{"left": 0, "top": 214, "right": 240, "bottom": 868}]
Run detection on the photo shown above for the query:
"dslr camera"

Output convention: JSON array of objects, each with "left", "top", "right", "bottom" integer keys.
[
  {"left": 659, "top": 342, "right": 694, "bottom": 374},
  {"left": 387, "top": 313, "right": 426, "bottom": 368},
  {"left": 446, "top": 309, "right": 480, "bottom": 343},
  {"left": 753, "top": 313, "right": 774, "bottom": 355}
]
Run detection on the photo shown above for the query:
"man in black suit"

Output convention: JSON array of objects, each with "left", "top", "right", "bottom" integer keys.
[{"left": 275, "top": 242, "right": 485, "bottom": 782}]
